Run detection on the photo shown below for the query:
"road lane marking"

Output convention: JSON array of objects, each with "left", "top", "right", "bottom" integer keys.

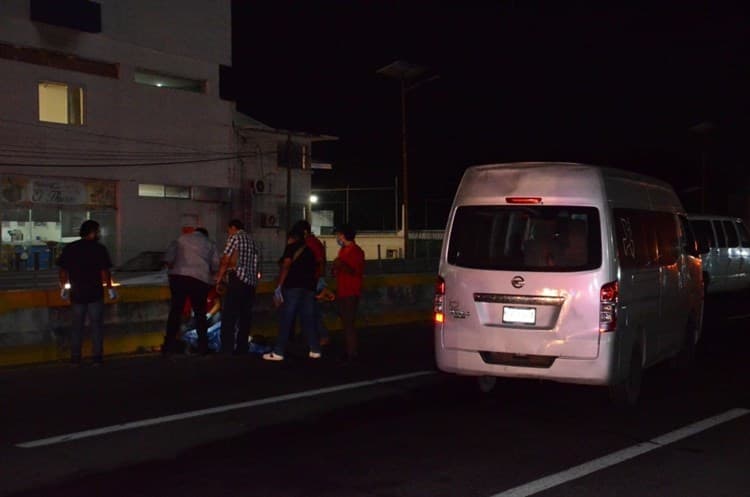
[
  {"left": 16, "top": 370, "right": 436, "bottom": 448},
  {"left": 490, "top": 408, "right": 750, "bottom": 497}
]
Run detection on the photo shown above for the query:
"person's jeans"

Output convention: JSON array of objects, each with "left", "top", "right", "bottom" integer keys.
[
  {"left": 221, "top": 273, "right": 256, "bottom": 354},
  {"left": 274, "top": 287, "right": 318, "bottom": 356},
  {"left": 71, "top": 299, "right": 104, "bottom": 361}
]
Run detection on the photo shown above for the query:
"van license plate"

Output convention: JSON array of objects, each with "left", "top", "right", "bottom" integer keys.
[{"left": 503, "top": 306, "right": 536, "bottom": 325}]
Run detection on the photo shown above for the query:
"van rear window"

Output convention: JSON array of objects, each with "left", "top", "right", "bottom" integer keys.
[{"left": 447, "top": 206, "right": 601, "bottom": 271}]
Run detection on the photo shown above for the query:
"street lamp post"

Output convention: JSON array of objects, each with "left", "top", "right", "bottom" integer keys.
[{"left": 377, "top": 60, "right": 439, "bottom": 259}]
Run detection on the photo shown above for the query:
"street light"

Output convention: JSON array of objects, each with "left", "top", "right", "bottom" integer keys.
[
  {"left": 310, "top": 194, "right": 319, "bottom": 204},
  {"left": 377, "top": 60, "right": 439, "bottom": 259}
]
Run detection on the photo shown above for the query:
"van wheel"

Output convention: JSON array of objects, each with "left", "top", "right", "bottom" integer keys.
[
  {"left": 671, "top": 319, "right": 697, "bottom": 371},
  {"left": 477, "top": 375, "right": 498, "bottom": 393},
  {"left": 609, "top": 346, "right": 643, "bottom": 408}
]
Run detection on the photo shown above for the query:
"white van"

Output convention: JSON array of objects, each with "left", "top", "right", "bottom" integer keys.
[
  {"left": 687, "top": 214, "right": 750, "bottom": 294},
  {"left": 434, "top": 163, "right": 704, "bottom": 406}
]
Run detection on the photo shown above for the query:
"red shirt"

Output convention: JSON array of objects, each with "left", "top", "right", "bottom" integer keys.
[
  {"left": 305, "top": 234, "right": 326, "bottom": 278},
  {"left": 335, "top": 243, "right": 365, "bottom": 297}
]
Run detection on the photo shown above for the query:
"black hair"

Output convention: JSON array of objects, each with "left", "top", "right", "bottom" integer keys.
[
  {"left": 79, "top": 220, "right": 100, "bottom": 238},
  {"left": 292, "top": 219, "right": 311, "bottom": 234},
  {"left": 335, "top": 223, "right": 356, "bottom": 241},
  {"left": 287, "top": 227, "right": 304, "bottom": 241},
  {"left": 228, "top": 219, "right": 244, "bottom": 230},
  {"left": 195, "top": 227, "right": 209, "bottom": 237}
]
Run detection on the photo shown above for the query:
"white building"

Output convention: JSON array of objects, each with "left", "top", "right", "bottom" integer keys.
[{"left": 0, "top": 0, "right": 333, "bottom": 272}]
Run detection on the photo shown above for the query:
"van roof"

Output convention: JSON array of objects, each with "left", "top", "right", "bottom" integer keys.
[{"left": 455, "top": 162, "right": 682, "bottom": 212}]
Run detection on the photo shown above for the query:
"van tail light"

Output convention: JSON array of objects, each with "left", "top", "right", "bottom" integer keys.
[
  {"left": 434, "top": 276, "right": 445, "bottom": 324},
  {"left": 599, "top": 280, "right": 619, "bottom": 332}
]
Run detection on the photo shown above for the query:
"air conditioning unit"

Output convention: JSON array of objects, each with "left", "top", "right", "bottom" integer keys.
[
  {"left": 248, "top": 179, "right": 268, "bottom": 194},
  {"left": 260, "top": 212, "right": 278, "bottom": 228}
]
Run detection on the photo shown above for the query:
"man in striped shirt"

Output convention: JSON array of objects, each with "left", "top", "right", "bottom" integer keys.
[{"left": 215, "top": 219, "right": 260, "bottom": 355}]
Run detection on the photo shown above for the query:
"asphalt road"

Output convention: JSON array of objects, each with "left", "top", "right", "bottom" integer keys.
[{"left": 2, "top": 290, "right": 749, "bottom": 497}]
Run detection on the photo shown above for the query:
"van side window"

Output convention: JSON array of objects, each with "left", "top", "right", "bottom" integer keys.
[
  {"left": 678, "top": 215, "right": 697, "bottom": 255},
  {"left": 722, "top": 220, "right": 739, "bottom": 247},
  {"left": 737, "top": 221, "right": 750, "bottom": 248},
  {"left": 713, "top": 220, "right": 727, "bottom": 247},
  {"left": 690, "top": 220, "right": 715, "bottom": 250},
  {"left": 614, "top": 209, "right": 659, "bottom": 268},
  {"left": 655, "top": 213, "right": 679, "bottom": 265},
  {"left": 614, "top": 210, "right": 680, "bottom": 267}
]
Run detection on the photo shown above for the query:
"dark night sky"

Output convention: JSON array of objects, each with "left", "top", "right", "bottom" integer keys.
[{"left": 232, "top": 2, "right": 749, "bottom": 228}]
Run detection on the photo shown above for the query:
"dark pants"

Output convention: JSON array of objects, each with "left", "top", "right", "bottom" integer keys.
[
  {"left": 274, "top": 287, "right": 318, "bottom": 357},
  {"left": 221, "top": 273, "right": 256, "bottom": 354},
  {"left": 71, "top": 299, "right": 104, "bottom": 361},
  {"left": 165, "top": 275, "right": 210, "bottom": 353},
  {"left": 338, "top": 296, "right": 360, "bottom": 359}
]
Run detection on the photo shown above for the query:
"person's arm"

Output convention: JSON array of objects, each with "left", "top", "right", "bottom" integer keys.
[
  {"left": 101, "top": 269, "right": 113, "bottom": 289},
  {"left": 215, "top": 236, "right": 235, "bottom": 284},
  {"left": 58, "top": 268, "right": 69, "bottom": 288},
  {"left": 277, "top": 256, "right": 292, "bottom": 289}
]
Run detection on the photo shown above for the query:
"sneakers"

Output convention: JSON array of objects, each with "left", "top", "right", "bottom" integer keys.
[
  {"left": 308, "top": 351, "right": 322, "bottom": 359},
  {"left": 262, "top": 352, "right": 284, "bottom": 361}
]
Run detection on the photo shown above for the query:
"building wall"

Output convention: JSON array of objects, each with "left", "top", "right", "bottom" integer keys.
[{"left": 0, "top": 0, "right": 237, "bottom": 264}]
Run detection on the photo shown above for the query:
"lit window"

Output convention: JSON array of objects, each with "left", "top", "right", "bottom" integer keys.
[
  {"left": 138, "top": 184, "right": 165, "bottom": 197},
  {"left": 138, "top": 184, "right": 191, "bottom": 199},
  {"left": 165, "top": 186, "right": 190, "bottom": 199},
  {"left": 38, "top": 82, "right": 84, "bottom": 125},
  {"left": 134, "top": 69, "right": 205, "bottom": 93}
]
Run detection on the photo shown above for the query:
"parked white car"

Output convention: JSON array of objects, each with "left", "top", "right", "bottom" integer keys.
[{"left": 687, "top": 214, "right": 750, "bottom": 294}]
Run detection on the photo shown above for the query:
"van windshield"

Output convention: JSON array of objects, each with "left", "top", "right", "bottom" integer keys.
[{"left": 447, "top": 206, "right": 601, "bottom": 271}]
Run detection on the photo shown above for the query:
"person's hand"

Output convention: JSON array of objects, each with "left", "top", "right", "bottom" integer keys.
[
  {"left": 273, "top": 286, "right": 284, "bottom": 306},
  {"left": 107, "top": 288, "right": 118, "bottom": 300}
]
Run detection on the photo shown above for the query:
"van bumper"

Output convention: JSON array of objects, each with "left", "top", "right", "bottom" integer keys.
[{"left": 435, "top": 332, "right": 615, "bottom": 386}]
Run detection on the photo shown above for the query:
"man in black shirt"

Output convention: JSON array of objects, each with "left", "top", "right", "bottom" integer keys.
[
  {"left": 57, "top": 220, "right": 115, "bottom": 365},
  {"left": 263, "top": 228, "right": 320, "bottom": 361}
]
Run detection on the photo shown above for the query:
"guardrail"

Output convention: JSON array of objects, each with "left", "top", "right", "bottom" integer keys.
[{"left": 0, "top": 258, "right": 440, "bottom": 290}]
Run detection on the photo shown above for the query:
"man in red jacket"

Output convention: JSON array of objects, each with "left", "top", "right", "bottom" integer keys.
[{"left": 332, "top": 223, "right": 365, "bottom": 362}]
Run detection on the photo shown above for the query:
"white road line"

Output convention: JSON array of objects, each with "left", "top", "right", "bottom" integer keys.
[
  {"left": 490, "top": 408, "right": 750, "bottom": 497},
  {"left": 727, "top": 313, "right": 750, "bottom": 321},
  {"left": 16, "top": 370, "right": 436, "bottom": 449}
]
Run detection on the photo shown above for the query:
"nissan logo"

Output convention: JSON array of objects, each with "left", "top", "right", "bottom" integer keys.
[{"left": 511, "top": 276, "right": 525, "bottom": 289}]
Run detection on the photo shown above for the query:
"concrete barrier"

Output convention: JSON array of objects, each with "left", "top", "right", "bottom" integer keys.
[{"left": 0, "top": 274, "right": 436, "bottom": 367}]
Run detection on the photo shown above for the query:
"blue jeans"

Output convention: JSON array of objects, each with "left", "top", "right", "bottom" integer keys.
[
  {"left": 71, "top": 299, "right": 104, "bottom": 361},
  {"left": 274, "top": 287, "right": 319, "bottom": 356}
]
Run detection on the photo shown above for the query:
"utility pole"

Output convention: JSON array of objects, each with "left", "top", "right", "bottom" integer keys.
[{"left": 376, "top": 60, "right": 439, "bottom": 259}]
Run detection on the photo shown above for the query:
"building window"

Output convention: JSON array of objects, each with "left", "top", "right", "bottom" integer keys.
[
  {"left": 138, "top": 184, "right": 191, "bottom": 199},
  {"left": 134, "top": 69, "right": 205, "bottom": 93},
  {"left": 38, "top": 82, "right": 84, "bottom": 125}
]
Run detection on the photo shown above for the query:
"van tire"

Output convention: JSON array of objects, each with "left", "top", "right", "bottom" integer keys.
[
  {"left": 609, "top": 346, "right": 643, "bottom": 408},
  {"left": 477, "top": 375, "right": 498, "bottom": 393}
]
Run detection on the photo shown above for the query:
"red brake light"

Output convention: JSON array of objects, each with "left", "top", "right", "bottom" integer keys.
[
  {"left": 599, "top": 280, "right": 619, "bottom": 332},
  {"left": 435, "top": 276, "right": 445, "bottom": 295},
  {"left": 434, "top": 276, "right": 445, "bottom": 324},
  {"left": 506, "top": 197, "right": 542, "bottom": 204}
]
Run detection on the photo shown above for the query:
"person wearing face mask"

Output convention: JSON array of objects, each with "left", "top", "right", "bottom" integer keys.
[
  {"left": 331, "top": 223, "right": 365, "bottom": 363},
  {"left": 57, "top": 220, "right": 116, "bottom": 366}
]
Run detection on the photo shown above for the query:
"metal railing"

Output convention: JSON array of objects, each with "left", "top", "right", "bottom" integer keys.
[{"left": 0, "top": 258, "right": 440, "bottom": 290}]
